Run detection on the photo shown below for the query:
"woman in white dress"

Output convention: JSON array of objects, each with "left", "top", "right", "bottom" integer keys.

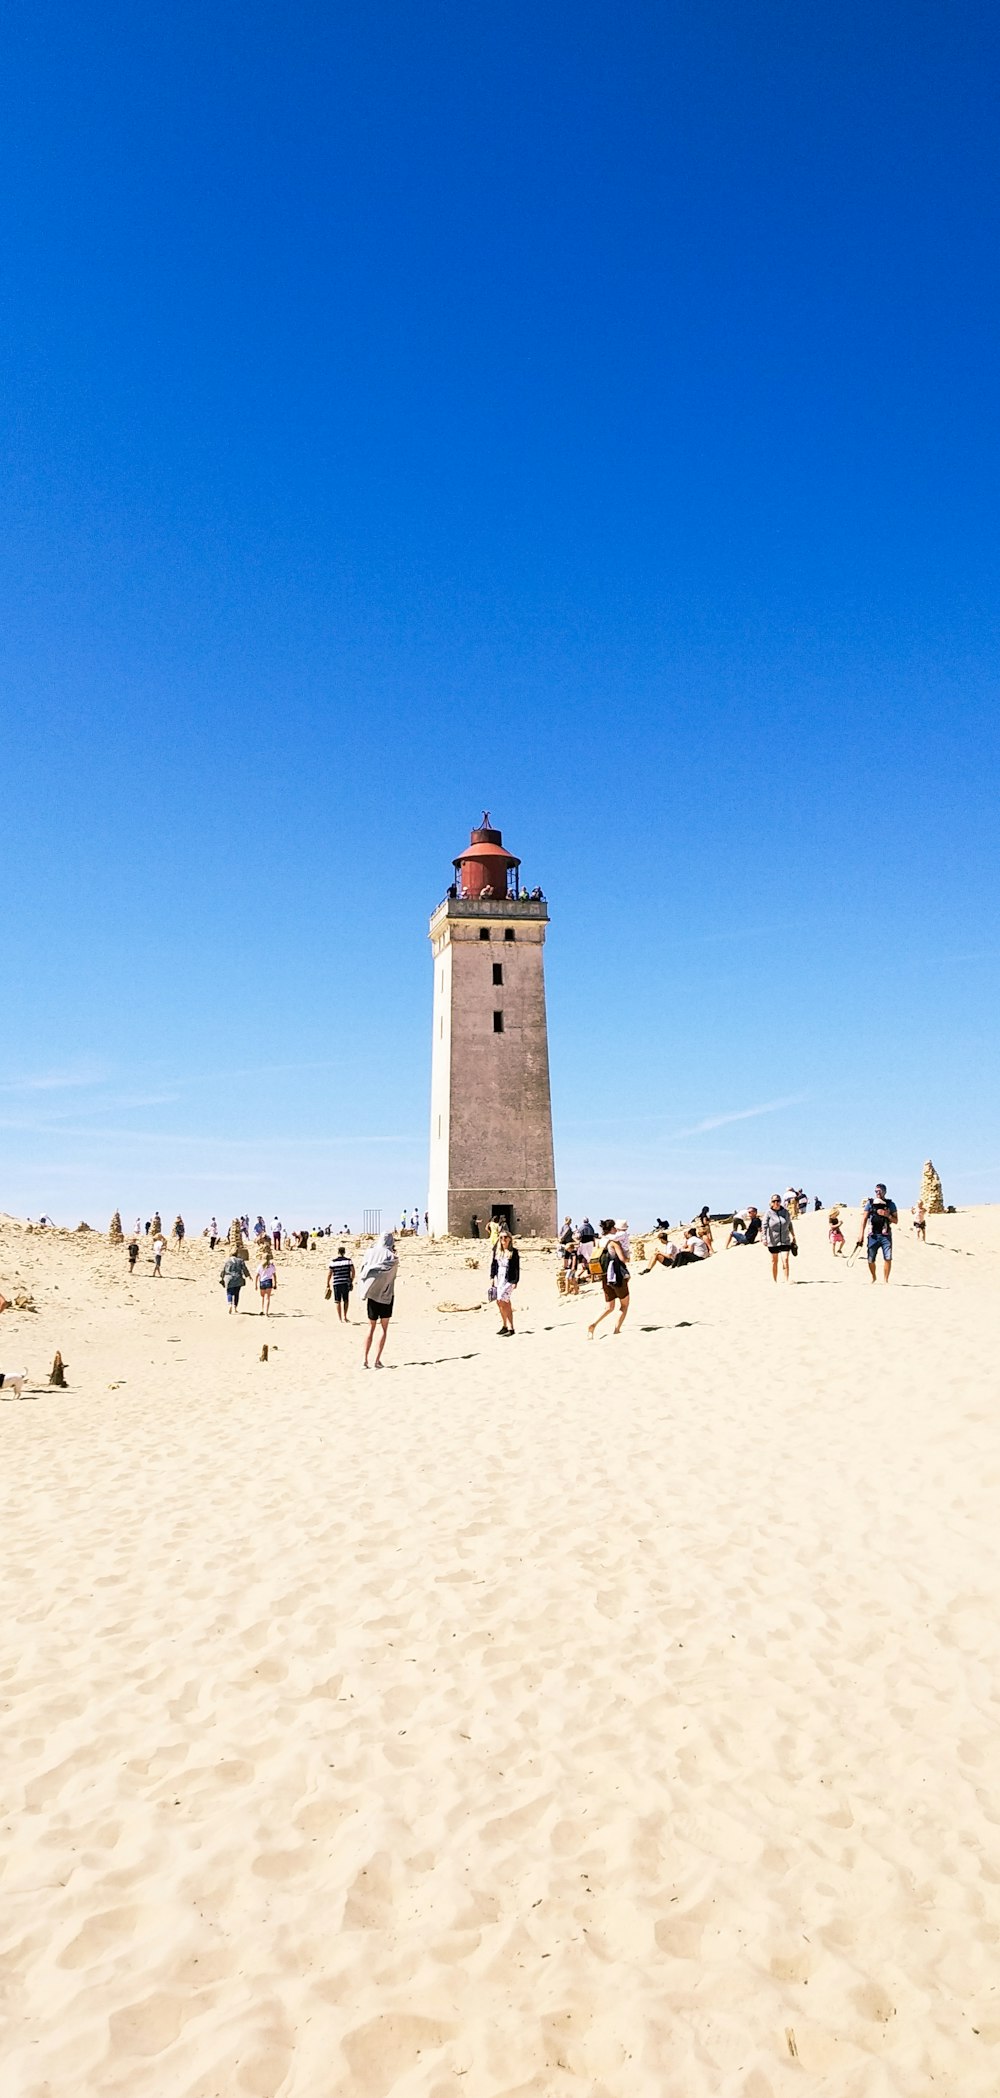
[{"left": 491, "top": 1229, "right": 520, "bottom": 1336}]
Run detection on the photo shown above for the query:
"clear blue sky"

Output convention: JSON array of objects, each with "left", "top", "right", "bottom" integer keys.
[{"left": 3, "top": 1, "right": 998, "bottom": 1227}]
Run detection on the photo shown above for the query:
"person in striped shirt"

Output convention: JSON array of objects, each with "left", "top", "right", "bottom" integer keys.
[{"left": 325, "top": 1245, "right": 356, "bottom": 1322}]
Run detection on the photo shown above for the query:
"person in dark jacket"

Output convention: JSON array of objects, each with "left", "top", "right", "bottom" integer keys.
[
  {"left": 490, "top": 1229, "right": 520, "bottom": 1336},
  {"left": 220, "top": 1252, "right": 250, "bottom": 1313}
]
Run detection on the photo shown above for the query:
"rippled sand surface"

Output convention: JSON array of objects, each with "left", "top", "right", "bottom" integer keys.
[{"left": 2, "top": 1211, "right": 999, "bottom": 2096}]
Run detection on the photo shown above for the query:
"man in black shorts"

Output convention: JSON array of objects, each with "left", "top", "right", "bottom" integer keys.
[{"left": 325, "top": 1244, "right": 356, "bottom": 1322}]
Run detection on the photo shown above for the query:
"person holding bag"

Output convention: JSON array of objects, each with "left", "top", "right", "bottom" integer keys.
[
  {"left": 490, "top": 1228, "right": 520, "bottom": 1336},
  {"left": 763, "top": 1194, "right": 796, "bottom": 1282},
  {"left": 588, "top": 1219, "right": 631, "bottom": 1337}
]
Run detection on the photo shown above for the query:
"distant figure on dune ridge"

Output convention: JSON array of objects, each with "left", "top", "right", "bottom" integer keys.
[
  {"left": 220, "top": 1250, "right": 250, "bottom": 1314},
  {"left": 360, "top": 1232, "right": 398, "bottom": 1369},
  {"left": 763, "top": 1195, "right": 796, "bottom": 1282}
]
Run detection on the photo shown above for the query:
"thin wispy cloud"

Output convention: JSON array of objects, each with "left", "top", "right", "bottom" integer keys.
[
  {"left": 668, "top": 1094, "right": 807, "bottom": 1141},
  {"left": 0, "top": 1065, "right": 112, "bottom": 1094}
]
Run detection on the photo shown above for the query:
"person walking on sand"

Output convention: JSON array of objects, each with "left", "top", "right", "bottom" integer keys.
[
  {"left": 127, "top": 1237, "right": 139, "bottom": 1273},
  {"left": 152, "top": 1231, "right": 166, "bottom": 1277},
  {"left": 912, "top": 1200, "right": 926, "bottom": 1242},
  {"left": 491, "top": 1227, "right": 520, "bottom": 1336},
  {"left": 588, "top": 1220, "right": 631, "bottom": 1337},
  {"left": 255, "top": 1256, "right": 277, "bottom": 1314},
  {"left": 763, "top": 1194, "right": 796, "bottom": 1282},
  {"left": 859, "top": 1182, "right": 898, "bottom": 1283},
  {"left": 828, "top": 1209, "right": 845, "bottom": 1257},
  {"left": 220, "top": 1249, "right": 250, "bottom": 1313},
  {"left": 360, "top": 1231, "right": 398, "bottom": 1368},
  {"left": 325, "top": 1244, "right": 356, "bottom": 1322}
]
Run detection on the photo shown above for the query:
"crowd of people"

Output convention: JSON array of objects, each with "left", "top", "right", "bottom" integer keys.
[{"left": 110, "top": 1181, "right": 923, "bottom": 1380}]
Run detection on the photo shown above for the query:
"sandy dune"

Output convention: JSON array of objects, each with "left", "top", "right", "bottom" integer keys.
[{"left": 2, "top": 1210, "right": 999, "bottom": 2096}]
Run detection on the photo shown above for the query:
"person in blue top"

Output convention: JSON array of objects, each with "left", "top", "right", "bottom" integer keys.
[{"left": 860, "top": 1183, "right": 898, "bottom": 1283}]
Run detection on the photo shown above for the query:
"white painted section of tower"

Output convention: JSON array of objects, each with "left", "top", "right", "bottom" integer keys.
[{"left": 428, "top": 896, "right": 557, "bottom": 1238}]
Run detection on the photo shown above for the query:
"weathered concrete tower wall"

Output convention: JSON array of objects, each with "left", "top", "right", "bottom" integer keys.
[{"left": 428, "top": 836, "right": 556, "bottom": 1237}]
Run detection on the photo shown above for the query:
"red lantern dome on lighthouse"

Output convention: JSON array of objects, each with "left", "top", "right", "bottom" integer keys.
[{"left": 452, "top": 813, "right": 521, "bottom": 901}]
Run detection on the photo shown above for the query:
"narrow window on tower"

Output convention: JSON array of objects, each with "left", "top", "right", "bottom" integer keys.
[
  {"left": 493, "top": 1010, "right": 504, "bottom": 1033},
  {"left": 492, "top": 962, "right": 503, "bottom": 985},
  {"left": 479, "top": 927, "right": 490, "bottom": 941},
  {"left": 504, "top": 928, "right": 515, "bottom": 942}
]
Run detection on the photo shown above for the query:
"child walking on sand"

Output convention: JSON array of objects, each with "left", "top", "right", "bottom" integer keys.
[
  {"left": 256, "top": 1257, "right": 277, "bottom": 1314},
  {"left": 828, "top": 1209, "right": 845, "bottom": 1257}
]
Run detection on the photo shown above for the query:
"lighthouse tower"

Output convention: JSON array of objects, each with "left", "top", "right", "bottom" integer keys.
[{"left": 428, "top": 816, "right": 557, "bottom": 1239}]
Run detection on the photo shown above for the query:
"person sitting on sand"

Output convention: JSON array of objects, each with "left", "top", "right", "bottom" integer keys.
[
  {"left": 642, "top": 1231, "right": 681, "bottom": 1271},
  {"left": 588, "top": 1221, "right": 630, "bottom": 1337},
  {"left": 360, "top": 1232, "right": 398, "bottom": 1368},
  {"left": 828, "top": 1210, "right": 845, "bottom": 1256},
  {"left": 726, "top": 1207, "right": 762, "bottom": 1247}
]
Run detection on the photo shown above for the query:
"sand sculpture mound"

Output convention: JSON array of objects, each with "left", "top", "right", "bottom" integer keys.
[
  {"left": 921, "top": 1160, "right": 945, "bottom": 1213},
  {"left": 108, "top": 1211, "right": 123, "bottom": 1241}
]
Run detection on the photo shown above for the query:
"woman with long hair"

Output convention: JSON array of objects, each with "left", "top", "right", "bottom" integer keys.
[
  {"left": 587, "top": 1218, "right": 631, "bottom": 1338},
  {"left": 490, "top": 1228, "right": 520, "bottom": 1336}
]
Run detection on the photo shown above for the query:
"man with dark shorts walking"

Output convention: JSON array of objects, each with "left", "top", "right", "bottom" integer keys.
[
  {"left": 325, "top": 1244, "right": 356, "bottom": 1323},
  {"left": 860, "top": 1182, "right": 898, "bottom": 1283}
]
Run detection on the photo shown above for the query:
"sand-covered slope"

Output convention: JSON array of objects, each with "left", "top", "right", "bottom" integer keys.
[{"left": 2, "top": 1211, "right": 999, "bottom": 2096}]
